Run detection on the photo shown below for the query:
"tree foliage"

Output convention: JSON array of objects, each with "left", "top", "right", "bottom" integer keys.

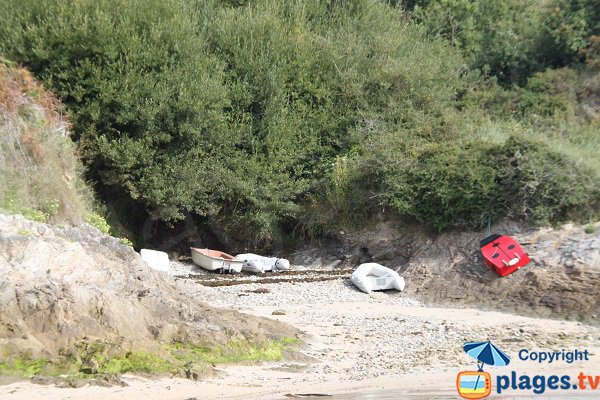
[
  {"left": 407, "top": 0, "right": 600, "bottom": 85},
  {"left": 0, "top": 0, "right": 598, "bottom": 244}
]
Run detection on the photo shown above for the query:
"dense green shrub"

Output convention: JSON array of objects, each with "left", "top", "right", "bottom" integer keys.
[
  {"left": 0, "top": 0, "right": 471, "bottom": 241},
  {"left": 539, "top": 0, "right": 600, "bottom": 66},
  {"left": 198, "top": 0, "right": 468, "bottom": 239},
  {"left": 353, "top": 130, "right": 599, "bottom": 230},
  {"left": 515, "top": 66, "right": 600, "bottom": 176},
  {"left": 372, "top": 138, "right": 498, "bottom": 230},
  {"left": 518, "top": 68, "right": 579, "bottom": 119},
  {"left": 0, "top": 0, "right": 234, "bottom": 222},
  {"left": 407, "top": 0, "right": 545, "bottom": 85},
  {"left": 495, "top": 136, "right": 599, "bottom": 223},
  {"left": 0, "top": 0, "right": 598, "bottom": 243},
  {"left": 406, "top": 0, "right": 600, "bottom": 85}
]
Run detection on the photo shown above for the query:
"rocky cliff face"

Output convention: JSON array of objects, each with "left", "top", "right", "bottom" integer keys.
[
  {"left": 291, "top": 218, "right": 600, "bottom": 323},
  {"left": 401, "top": 222, "right": 600, "bottom": 322},
  {"left": 0, "top": 214, "right": 296, "bottom": 360}
]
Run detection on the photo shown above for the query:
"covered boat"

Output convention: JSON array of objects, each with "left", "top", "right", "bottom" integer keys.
[
  {"left": 350, "top": 263, "right": 405, "bottom": 294},
  {"left": 235, "top": 253, "right": 290, "bottom": 273},
  {"left": 480, "top": 234, "right": 530, "bottom": 277},
  {"left": 190, "top": 248, "right": 244, "bottom": 273}
]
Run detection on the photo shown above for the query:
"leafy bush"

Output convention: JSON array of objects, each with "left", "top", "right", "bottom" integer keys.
[
  {"left": 539, "top": 0, "right": 600, "bottom": 66},
  {"left": 494, "top": 136, "right": 599, "bottom": 224},
  {"left": 406, "top": 0, "right": 600, "bottom": 85},
  {"left": 299, "top": 152, "right": 373, "bottom": 236},
  {"left": 407, "top": 0, "right": 545, "bottom": 85},
  {"left": 0, "top": 0, "right": 470, "bottom": 241},
  {"left": 358, "top": 130, "right": 599, "bottom": 230},
  {"left": 0, "top": 0, "right": 597, "bottom": 241},
  {"left": 379, "top": 141, "right": 497, "bottom": 230},
  {"left": 515, "top": 66, "right": 600, "bottom": 176},
  {"left": 518, "top": 68, "right": 579, "bottom": 119}
]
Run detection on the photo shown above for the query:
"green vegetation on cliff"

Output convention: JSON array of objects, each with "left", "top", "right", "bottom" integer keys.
[
  {"left": 0, "top": 0, "right": 598, "bottom": 244},
  {"left": 406, "top": 0, "right": 600, "bottom": 85},
  {"left": 0, "top": 59, "right": 133, "bottom": 241},
  {"left": 0, "top": 59, "right": 92, "bottom": 223}
]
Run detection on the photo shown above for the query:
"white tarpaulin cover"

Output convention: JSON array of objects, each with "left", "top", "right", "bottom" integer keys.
[
  {"left": 235, "top": 253, "right": 291, "bottom": 273},
  {"left": 140, "top": 249, "right": 170, "bottom": 272},
  {"left": 350, "top": 262, "right": 405, "bottom": 294}
]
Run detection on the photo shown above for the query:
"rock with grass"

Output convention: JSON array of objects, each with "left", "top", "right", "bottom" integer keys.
[{"left": 0, "top": 214, "right": 298, "bottom": 379}]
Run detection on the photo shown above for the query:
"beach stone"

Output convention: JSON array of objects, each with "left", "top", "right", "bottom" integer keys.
[
  {"left": 244, "top": 288, "right": 270, "bottom": 294},
  {"left": 185, "top": 369, "right": 200, "bottom": 380}
]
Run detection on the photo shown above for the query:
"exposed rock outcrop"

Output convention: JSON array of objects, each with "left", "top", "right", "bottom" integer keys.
[
  {"left": 0, "top": 214, "right": 297, "bottom": 360},
  {"left": 401, "top": 222, "right": 600, "bottom": 322},
  {"left": 291, "top": 218, "right": 600, "bottom": 323}
]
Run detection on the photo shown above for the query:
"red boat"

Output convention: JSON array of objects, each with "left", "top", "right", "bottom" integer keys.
[{"left": 480, "top": 234, "right": 531, "bottom": 277}]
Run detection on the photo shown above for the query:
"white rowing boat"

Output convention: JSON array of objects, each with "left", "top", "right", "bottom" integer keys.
[{"left": 190, "top": 248, "right": 244, "bottom": 273}]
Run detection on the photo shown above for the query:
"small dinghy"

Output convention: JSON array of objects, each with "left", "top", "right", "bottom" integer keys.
[
  {"left": 235, "top": 253, "right": 290, "bottom": 273},
  {"left": 480, "top": 234, "right": 531, "bottom": 277},
  {"left": 350, "top": 263, "right": 405, "bottom": 294},
  {"left": 190, "top": 248, "right": 244, "bottom": 273}
]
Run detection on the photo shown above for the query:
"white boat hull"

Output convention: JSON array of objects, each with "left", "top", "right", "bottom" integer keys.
[
  {"left": 350, "top": 263, "right": 405, "bottom": 294},
  {"left": 191, "top": 248, "right": 243, "bottom": 273}
]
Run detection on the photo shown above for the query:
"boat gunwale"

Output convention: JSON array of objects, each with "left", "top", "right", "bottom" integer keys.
[{"left": 190, "top": 247, "right": 239, "bottom": 261}]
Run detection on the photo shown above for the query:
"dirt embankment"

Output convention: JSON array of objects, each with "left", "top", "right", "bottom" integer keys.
[
  {"left": 291, "top": 218, "right": 600, "bottom": 323},
  {"left": 0, "top": 214, "right": 297, "bottom": 361}
]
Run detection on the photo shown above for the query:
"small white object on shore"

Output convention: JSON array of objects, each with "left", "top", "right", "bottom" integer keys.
[
  {"left": 350, "top": 262, "right": 405, "bottom": 294},
  {"left": 235, "top": 253, "right": 290, "bottom": 273},
  {"left": 140, "top": 249, "right": 170, "bottom": 272}
]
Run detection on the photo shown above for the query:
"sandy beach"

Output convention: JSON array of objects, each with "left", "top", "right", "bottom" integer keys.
[{"left": 2, "top": 278, "right": 599, "bottom": 400}]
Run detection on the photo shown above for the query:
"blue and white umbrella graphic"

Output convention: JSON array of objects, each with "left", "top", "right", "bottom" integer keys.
[
  {"left": 463, "top": 341, "right": 511, "bottom": 394},
  {"left": 464, "top": 341, "right": 511, "bottom": 368}
]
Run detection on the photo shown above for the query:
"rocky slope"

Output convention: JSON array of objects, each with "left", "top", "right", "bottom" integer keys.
[
  {"left": 291, "top": 218, "right": 600, "bottom": 323},
  {"left": 0, "top": 214, "right": 297, "bottom": 362}
]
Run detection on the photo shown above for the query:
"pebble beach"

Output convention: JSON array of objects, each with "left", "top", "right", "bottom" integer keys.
[
  {"left": 204, "top": 279, "right": 600, "bottom": 383},
  {"left": 3, "top": 274, "right": 600, "bottom": 400}
]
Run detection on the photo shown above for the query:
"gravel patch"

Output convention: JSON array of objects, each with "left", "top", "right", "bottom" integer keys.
[
  {"left": 199, "top": 278, "right": 600, "bottom": 382},
  {"left": 210, "top": 279, "right": 422, "bottom": 307},
  {"left": 168, "top": 260, "right": 207, "bottom": 277}
]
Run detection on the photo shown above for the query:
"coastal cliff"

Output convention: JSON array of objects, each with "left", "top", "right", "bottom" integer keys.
[{"left": 0, "top": 214, "right": 298, "bottom": 380}]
